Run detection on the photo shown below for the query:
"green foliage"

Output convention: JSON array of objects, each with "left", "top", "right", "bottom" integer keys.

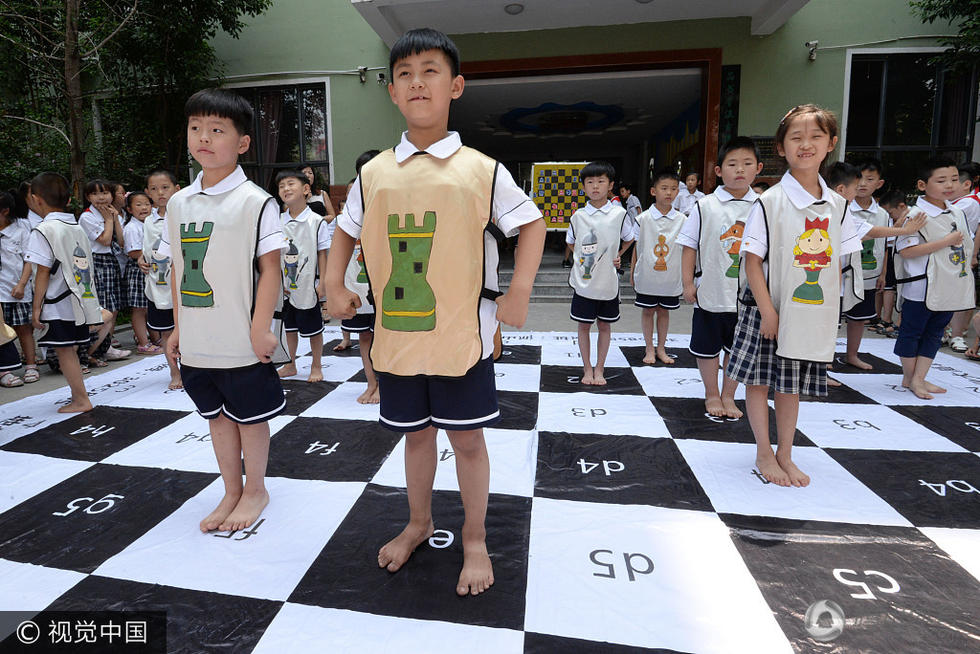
[{"left": 912, "top": 0, "right": 980, "bottom": 75}]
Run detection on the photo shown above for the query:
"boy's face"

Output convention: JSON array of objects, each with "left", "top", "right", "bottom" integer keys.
[
  {"left": 651, "top": 178, "right": 680, "bottom": 206},
  {"left": 278, "top": 178, "right": 310, "bottom": 207},
  {"left": 751, "top": 184, "right": 767, "bottom": 194},
  {"left": 618, "top": 186, "right": 630, "bottom": 199},
  {"left": 146, "top": 174, "right": 177, "bottom": 208},
  {"left": 582, "top": 175, "right": 614, "bottom": 203},
  {"left": 388, "top": 49, "right": 463, "bottom": 131},
  {"left": 835, "top": 180, "right": 859, "bottom": 203},
  {"left": 955, "top": 176, "right": 972, "bottom": 199},
  {"left": 856, "top": 170, "right": 884, "bottom": 199},
  {"left": 917, "top": 166, "right": 959, "bottom": 203},
  {"left": 685, "top": 174, "right": 699, "bottom": 193},
  {"left": 187, "top": 114, "right": 250, "bottom": 171},
  {"left": 881, "top": 202, "right": 907, "bottom": 222},
  {"left": 715, "top": 148, "right": 761, "bottom": 191}
]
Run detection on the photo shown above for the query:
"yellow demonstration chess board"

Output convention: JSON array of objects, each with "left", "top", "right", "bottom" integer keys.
[{"left": 531, "top": 161, "right": 586, "bottom": 231}]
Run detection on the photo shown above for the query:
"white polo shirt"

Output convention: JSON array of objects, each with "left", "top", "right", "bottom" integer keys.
[
  {"left": 123, "top": 218, "right": 144, "bottom": 254},
  {"left": 672, "top": 187, "right": 704, "bottom": 215},
  {"left": 0, "top": 219, "right": 32, "bottom": 303},
  {"left": 952, "top": 193, "right": 979, "bottom": 237},
  {"left": 79, "top": 207, "right": 114, "bottom": 254}
]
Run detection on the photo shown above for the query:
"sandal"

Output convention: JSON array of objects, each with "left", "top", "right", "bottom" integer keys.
[
  {"left": 875, "top": 321, "right": 895, "bottom": 336},
  {"left": 136, "top": 343, "right": 163, "bottom": 355},
  {"left": 0, "top": 372, "right": 24, "bottom": 388},
  {"left": 965, "top": 343, "right": 980, "bottom": 361},
  {"left": 22, "top": 365, "right": 39, "bottom": 383},
  {"left": 89, "top": 357, "right": 109, "bottom": 368},
  {"left": 949, "top": 336, "right": 968, "bottom": 353}
]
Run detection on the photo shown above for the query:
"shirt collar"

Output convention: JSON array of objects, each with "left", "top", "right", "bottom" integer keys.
[
  {"left": 394, "top": 131, "right": 462, "bottom": 163},
  {"left": 849, "top": 197, "right": 880, "bottom": 214},
  {"left": 584, "top": 200, "right": 614, "bottom": 215},
  {"left": 780, "top": 171, "right": 834, "bottom": 209},
  {"left": 914, "top": 196, "right": 952, "bottom": 217},
  {"left": 187, "top": 165, "right": 248, "bottom": 196},
  {"left": 42, "top": 212, "right": 77, "bottom": 224},
  {"left": 282, "top": 206, "right": 313, "bottom": 223},
  {"left": 714, "top": 186, "right": 757, "bottom": 203}
]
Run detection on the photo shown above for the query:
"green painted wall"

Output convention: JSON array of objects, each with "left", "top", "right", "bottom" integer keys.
[{"left": 211, "top": 0, "right": 958, "bottom": 179}]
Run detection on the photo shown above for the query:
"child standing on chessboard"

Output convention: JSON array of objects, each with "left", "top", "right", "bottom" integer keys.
[
  {"left": 122, "top": 192, "right": 161, "bottom": 355},
  {"left": 679, "top": 136, "right": 764, "bottom": 417},
  {"left": 672, "top": 171, "right": 704, "bottom": 216},
  {"left": 275, "top": 170, "right": 328, "bottom": 383},
  {"left": 161, "top": 88, "right": 289, "bottom": 533},
  {"left": 142, "top": 169, "right": 182, "bottom": 390},
  {"left": 25, "top": 172, "right": 103, "bottom": 412},
  {"left": 567, "top": 161, "right": 634, "bottom": 385},
  {"left": 632, "top": 169, "right": 685, "bottom": 365},
  {"left": 0, "top": 190, "right": 39, "bottom": 386},
  {"left": 326, "top": 28, "right": 545, "bottom": 596},
  {"left": 893, "top": 158, "right": 976, "bottom": 399},
  {"left": 726, "top": 105, "right": 865, "bottom": 488},
  {"left": 943, "top": 162, "right": 980, "bottom": 355},
  {"left": 876, "top": 189, "right": 912, "bottom": 336}
]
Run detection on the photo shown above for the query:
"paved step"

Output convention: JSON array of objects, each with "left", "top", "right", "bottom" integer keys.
[{"left": 499, "top": 266, "right": 636, "bottom": 303}]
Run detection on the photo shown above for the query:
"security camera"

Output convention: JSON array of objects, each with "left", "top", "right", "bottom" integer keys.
[
  {"left": 804, "top": 40, "right": 818, "bottom": 49},
  {"left": 805, "top": 40, "right": 819, "bottom": 61}
]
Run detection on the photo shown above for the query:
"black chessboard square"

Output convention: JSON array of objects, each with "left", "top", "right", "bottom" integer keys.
[
  {"left": 650, "top": 397, "right": 813, "bottom": 447},
  {"left": 524, "top": 633, "right": 683, "bottom": 653},
  {"left": 825, "top": 449, "right": 980, "bottom": 528},
  {"left": 621, "top": 346, "right": 698, "bottom": 368},
  {"left": 267, "top": 418, "right": 401, "bottom": 482},
  {"left": 539, "top": 365, "right": 644, "bottom": 395},
  {"left": 496, "top": 344, "right": 542, "bottom": 365},
  {"left": 833, "top": 353, "right": 903, "bottom": 375},
  {"left": 323, "top": 338, "right": 362, "bottom": 357},
  {"left": 724, "top": 514, "right": 980, "bottom": 653},
  {"left": 496, "top": 390, "right": 538, "bottom": 431},
  {"left": 0, "top": 464, "right": 215, "bottom": 573},
  {"left": 1, "top": 406, "right": 188, "bottom": 462},
  {"left": 281, "top": 380, "right": 340, "bottom": 415},
  {"left": 891, "top": 405, "right": 980, "bottom": 452},
  {"left": 798, "top": 379, "right": 876, "bottom": 404},
  {"left": 289, "top": 484, "right": 529, "bottom": 630},
  {"left": 534, "top": 432, "right": 713, "bottom": 512}
]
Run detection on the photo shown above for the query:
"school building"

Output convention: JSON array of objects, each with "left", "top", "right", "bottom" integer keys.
[{"left": 210, "top": 0, "right": 979, "bottom": 199}]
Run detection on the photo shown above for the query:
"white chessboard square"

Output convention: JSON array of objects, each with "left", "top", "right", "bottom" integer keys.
[
  {"left": 525, "top": 497, "right": 791, "bottom": 653},
  {"left": 0, "top": 451, "right": 93, "bottom": 515},
  {"left": 919, "top": 527, "right": 980, "bottom": 584},
  {"left": 830, "top": 373, "right": 980, "bottom": 406},
  {"left": 632, "top": 365, "right": 746, "bottom": 400},
  {"left": 371, "top": 428, "right": 537, "bottom": 498},
  {"left": 493, "top": 363, "right": 541, "bottom": 393},
  {"left": 95, "top": 477, "right": 365, "bottom": 601},
  {"left": 796, "top": 403, "right": 967, "bottom": 452},
  {"left": 0, "top": 559, "right": 86, "bottom": 611},
  {"left": 540, "top": 341, "right": 630, "bottom": 368},
  {"left": 293, "top": 353, "right": 364, "bottom": 383},
  {"left": 536, "top": 392, "right": 669, "bottom": 438},
  {"left": 300, "top": 382, "right": 380, "bottom": 421},
  {"left": 674, "top": 440, "right": 912, "bottom": 526}
]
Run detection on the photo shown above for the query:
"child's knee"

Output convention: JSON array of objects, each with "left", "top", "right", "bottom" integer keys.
[
  {"left": 447, "top": 429, "right": 485, "bottom": 457},
  {"left": 597, "top": 320, "right": 611, "bottom": 334}
]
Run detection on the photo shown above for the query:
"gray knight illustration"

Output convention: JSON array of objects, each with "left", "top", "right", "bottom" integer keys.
[
  {"left": 150, "top": 236, "right": 170, "bottom": 285},
  {"left": 71, "top": 245, "right": 94, "bottom": 298},
  {"left": 948, "top": 224, "right": 968, "bottom": 277},
  {"left": 579, "top": 230, "right": 599, "bottom": 280},
  {"left": 283, "top": 240, "right": 307, "bottom": 291}
]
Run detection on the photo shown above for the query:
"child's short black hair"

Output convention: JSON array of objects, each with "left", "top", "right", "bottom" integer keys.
[
  {"left": 389, "top": 28, "right": 461, "bottom": 79},
  {"left": 125, "top": 191, "right": 151, "bottom": 210},
  {"left": 618, "top": 182, "right": 632, "bottom": 192},
  {"left": 0, "top": 191, "right": 16, "bottom": 216},
  {"left": 184, "top": 87, "right": 253, "bottom": 137},
  {"left": 145, "top": 168, "right": 178, "bottom": 186},
  {"left": 579, "top": 161, "right": 615, "bottom": 184},
  {"left": 652, "top": 169, "right": 681, "bottom": 186},
  {"left": 718, "top": 136, "right": 760, "bottom": 163},
  {"left": 683, "top": 171, "right": 701, "bottom": 181},
  {"left": 824, "top": 161, "right": 860, "bottom": 189},
  {"left": 878, "top": 188, "right": 906, "bottom": 208},
  {"left": 83, "top": 178, "right": 112, "bottom": 201},
  {"left": 957, "top": 161, "right": 979, "bottom": 189},
  {"left": 355, "top": 149, "right": 381, "bottom": 176},
  {"left": 917, "top": 156, "right": 958, "bottom": 183},
  {"left": 752, "top": 181, "right": 770, "bottom": 191},
  {"left": 14, "top": 181, "right": 31, "bottom": 218},
  {"left": 275, "top": 170, "right": 310, "bottom": 188},
  {"left": 30, "top": 172, "right": 70, "bottom": 210},
  {"left": 859, "top": 158, "right": 884, "bottom": 176}
]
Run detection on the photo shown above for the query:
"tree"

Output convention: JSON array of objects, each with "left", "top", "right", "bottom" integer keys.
[{"left": 912, "top": 0, "right": 980, "bottom": 74}]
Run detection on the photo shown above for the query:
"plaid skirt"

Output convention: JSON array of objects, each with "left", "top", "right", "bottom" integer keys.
[
  {"left": 124, "top": 259, "right": 148, "bottom": 308},
  {"left": 2, "top": 301, "right": 31, "bottom": 326},
  {"left": 726, "top": 303, "right": 828, "bottom": 397},
  {"left": 93, "top": 252, "right": 122, "bottom": 311}
]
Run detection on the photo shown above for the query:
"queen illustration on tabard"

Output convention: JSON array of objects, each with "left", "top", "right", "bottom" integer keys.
[{"left": 791, "top": 216, "right": 833, "bottom": 305}]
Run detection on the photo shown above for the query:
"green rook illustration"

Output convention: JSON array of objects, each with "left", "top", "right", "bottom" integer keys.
[
  {"left": 382, "top": 211, "right": 436, "bottom": 331},
  {"left": 180, "top": 222, "right": 215, "bottom": 307}
]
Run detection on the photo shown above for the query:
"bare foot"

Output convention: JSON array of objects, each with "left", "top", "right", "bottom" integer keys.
[
  {"left": 776, "top": 456, "right": 810, "bottom": 487},
  {"left": 332, "top": 340, "right": 352, "bottom": 352},
  {"left": 168, "top": 374, "right": 183, "bottom": 390},
  {"left": 908, "top": 380, "right": 934, "bottom": 400},
  {"left": 923, "top": 381, "right": 946, "bottom": 394},
  {"left": 378, "top": 520, "right": 434, "bottom": 572},
  {"left": 58, "top": 399, "right": 93, "bottom": 413},
  {"left": 219, "top": 488, "right": 269, "bottom": 532},
  {"left": 705, "top": 396, "right": 725, "bottom": 417},
  {"left": 756, "top": 454, "right": 790, "bottom": 487},
  {"left": 200, "top": 490, "right": 242, "bottom": 532},
  {"left": 457, "top": 540, "right": 495, "bottom": 596},
  {"left": 642, "top": 350, "right": 657, "bottom": 365},
  {"left": 593, "top": 370, "right": 607, "bottom": 386},
  {"left": 307, "top": 367, "right": 323, "bottom": 383},
  {"left": 581, "top": 371, "right": 595, "bottom": 385},
  {"left": 656, "top": 349, "right": 675, "bottom": 365},
  {"left": 277, "top": 364, "right": 297, "bottom": 378},
  {"left": 846, "top": 355, "right": 873, "bottom": 370},
  {"left": 827, "top": 376, "right": 842, "bottom": 387},
  {"left": 721, "top": 396, "right": 743, "bottom": 418},
  {"left": 357, "top": 384, "right": 380, "bottom": 404}
]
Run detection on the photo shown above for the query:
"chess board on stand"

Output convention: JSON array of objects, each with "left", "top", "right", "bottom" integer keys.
[{"left": 1, "top": 328, "right": 978, "bottom": 652}]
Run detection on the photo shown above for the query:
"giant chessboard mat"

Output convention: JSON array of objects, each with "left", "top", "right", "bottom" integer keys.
[{"left": 1, "top": 329, "right": 978, "bottom": 652}]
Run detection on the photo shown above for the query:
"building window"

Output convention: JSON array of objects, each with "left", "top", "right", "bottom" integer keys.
[
  {"left": 234, "top": 83, "right": 330, "bottom": 193},
  {"left": 844, "top": 52, "right": 977, "bottom": 191}
]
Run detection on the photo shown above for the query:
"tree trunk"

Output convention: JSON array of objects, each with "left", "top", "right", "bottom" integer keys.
[{"left": 64, "top": 0, "right": 86, "bottom": 202}]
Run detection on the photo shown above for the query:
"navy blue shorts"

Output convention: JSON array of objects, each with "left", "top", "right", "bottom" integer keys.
[
  {"left": 180, "top": 362, "right": 286, "bottom": 425},
  {"left": 377, "top": 355, "right": 499, "bottom": 432},
  {"left": 0, "top": 340, "right": 21, "bottom": 371},
  {"left": 843, "top": 292, "right": 877, "bottom": 321},
  {"left": 689, "top": 308, "right": 738, "bottom": 359},
  {"left": 37, "top": 319, "right": 92, "bottom": 347},
  {"left": 635, "top": 293, "right": 680, "bottom": 309},
  {"left": 894, "top": 300, "right": 953, "bottom": 360},
  {"left": 283, "top": 301, "right": 324, "bottom": 337},
  {"left": 146, "top": 302, "right": 174, "bottom": 332},
  {"left": 341, "top": 312, "right": 375, "bottom": 332},
  {"left": 570, "top": 292, "right": 620, "bottom": 323}
]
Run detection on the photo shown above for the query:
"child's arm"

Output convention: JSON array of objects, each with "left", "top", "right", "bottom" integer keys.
[
  {"left": 681, "top": 246, "right": 697, "bottom": 304},
  {"left": 865, "top": 212, "right": 926, "bottom": 239},
  {"left": 496, "top": 218, "right": 545, "bottom": 328},
  {"left": 166, "top": 266, "right": 181, "bottom": 360},
  {"left": 972, "top": 228, "right": 979, "bottom": 268},
  {"left": 12, "top": 261, "right": 31, "bottom": 299},
  {"left": 31, "top": 264, "right": 50, "bottom": 330},
  {"left": 90, "top": 206, "right": 116, "bottom": 247},
  {"left": 251, "top": 249, "right": 282, "bottom": 363},
  {"left": 316, "top": 248, "right": 328, "bottom": 300},
  {"left": 127, "top": 249, "right": 141, "bottom": 260},
  {"left": 876, "top": 251, "right": 888, "bottom": 291},
  {"left": 898, "top": 230, "right": 964, "bottom": 258},
  {"left": 324, "top": 229, "right": 359, "bottom": 319},
  {"left": 744, "top": 252, "right": 777, "bottom": 339},
  {"left": 630, "top": 244, "right": 638, "bottom": 286},
  {"left": 113, "top": 213, "right": 126, "bottom": 248}
]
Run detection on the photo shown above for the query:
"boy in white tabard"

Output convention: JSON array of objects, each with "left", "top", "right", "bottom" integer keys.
[
  {"left": 618, "top": 182, "right": 642, "bottom": 272},
  {"left": 632, "top": 170, "right": 685, "bottom": 365},
  {"left": 567, "top": 160, "right": 634, "bottom": 385},
  {"left": 679, "top": 136, "right": 763, "bottom": 418},
  {"left": 274, "top": 170, "right": 328, "bottom": 383},
  {"left": 326, "top": 28, "right": 545, "bottom": 597},
  {"left": 672, "top": 171, "right": 704, "bottom": 216},
  {"left": 943, "top": 162, "right": 980, "bottom": 354},
  {"left": 876, "top": 189, "right": 913, "bottom": 336},
  {"left": 160, "top": 88, "right": 288, "bottom": 534},
  {"left": 25, "top": 172, "right": 103, "bottom": 413},
  {"left": 893, "top": 157, "right": 976, "bottom": 399}
]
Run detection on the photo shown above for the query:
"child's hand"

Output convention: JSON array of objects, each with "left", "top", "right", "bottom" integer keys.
[
  {"left": 166, "top": 328, "right": 180, "bottom": 359},
  {"left": 11, "top": 284, "right": 25, "bottom": 300},
  {"left": 31, "top": 311, "right": 43, "bottom": 331},
  {"left": 495, "top": 291, "right": 529, "bottom": 328},
  {"left": 875, "top": 274, "right": 886, "bottom": 291},
  {"left": 326, "top": 288, "right": 360, "bottom": 320},
  {"left": 760, "top": 308, "right": 778, "bottom": 340},
  {"left": 683, "top": 283, "right": 697, "bottom": 304},
  {"left": 901, "top": 212, "right": 926, "bottom": 234},
  {"left": 137, "top": 254, "right": 150, "bottom": 273},
  {"left": 251, "top": 329, "right": 278, "bottom": 363},
  {"left": 613, "top": 255, "right": 621, "bottom": 268},
  {"left": 945, "top": 230, "right": 964, "bottom": 247},
  {"left": 316, "top": 280, "right": 327, "bottom": 302}
]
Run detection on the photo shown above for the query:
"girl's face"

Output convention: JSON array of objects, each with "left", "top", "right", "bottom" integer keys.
[
  {"left": 113, "top": 186, "right": 126, "bottom": 208},
  {"left": 777, "top": 114, "right": 837, "bottom": 174},
  {"left": 129, "top": 196, "right": 152, "bottom": 220},
  {"left": 302, "top": 167, "right": 315, "bottom": 185},
  {"left": 799, "top": 230, "right": 830, "bottom": 254},
  {"left": 87, "top": 187, "right": 112, "bottom": 206}
]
